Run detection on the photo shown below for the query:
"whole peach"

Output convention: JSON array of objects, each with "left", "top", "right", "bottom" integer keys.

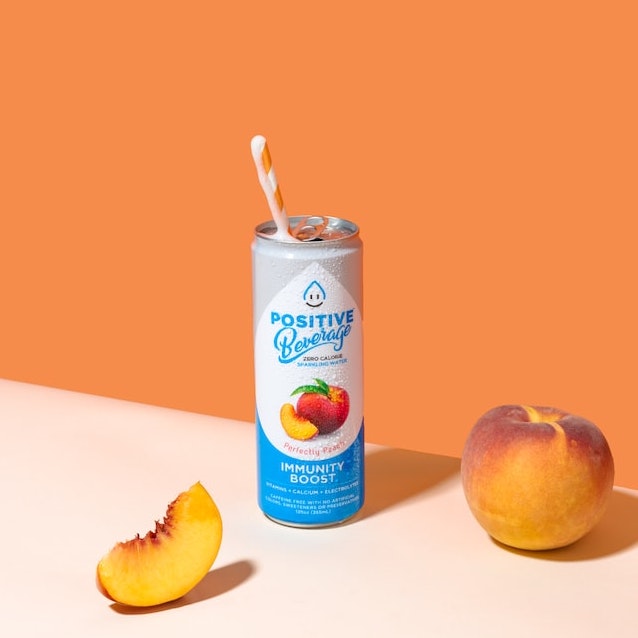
[
  {"left": 461, "top": 405, "right": 614, "bottom": 550},
  {"left": 292, "top": 379, "right": 350, "bottom": 435}
]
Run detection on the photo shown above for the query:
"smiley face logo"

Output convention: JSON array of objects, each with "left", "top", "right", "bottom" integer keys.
[{"left": 303, "top": 280, "right": 326, "bottom": 308}]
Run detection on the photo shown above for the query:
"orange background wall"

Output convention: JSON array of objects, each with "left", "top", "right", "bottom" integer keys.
[{"left": 2, "top": 2, "right": 637, "bottom": 487}]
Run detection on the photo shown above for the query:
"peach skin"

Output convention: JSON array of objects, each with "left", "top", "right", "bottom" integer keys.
[{"left": 461, "top": 405, "right": 614, "bottom": 550}]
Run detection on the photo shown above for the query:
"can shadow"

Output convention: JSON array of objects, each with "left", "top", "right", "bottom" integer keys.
[
  {"left": 360, "top": 447, "right": 460, "bottom": 520},
  {"left": 492, "top": 488, "right": 638, "bottom": 561},
  {"left": 109, "top": 559, "right": 256, "bottom": 614}
]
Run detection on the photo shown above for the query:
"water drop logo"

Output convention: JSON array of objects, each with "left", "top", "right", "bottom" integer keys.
[{"left": 304, "top": 280, "right": 326, "bottom": 308}]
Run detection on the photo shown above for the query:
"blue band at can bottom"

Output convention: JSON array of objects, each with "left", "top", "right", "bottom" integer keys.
[{"left": 257, "top": 418, "right": 365, "bottom": 526}]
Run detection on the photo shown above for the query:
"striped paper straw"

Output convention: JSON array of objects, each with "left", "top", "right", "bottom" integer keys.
[{"left": 251, "top": 135, "right": 298, "bottom": 241}]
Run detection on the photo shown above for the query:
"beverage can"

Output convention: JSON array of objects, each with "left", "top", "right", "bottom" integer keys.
[{"left": 252, "top": 215, "right": 364, "bottom": 526}]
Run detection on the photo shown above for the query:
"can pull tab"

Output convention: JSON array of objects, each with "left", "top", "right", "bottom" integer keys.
[{"left": 291, "top": 216, "right": 329, "bottom": 241}]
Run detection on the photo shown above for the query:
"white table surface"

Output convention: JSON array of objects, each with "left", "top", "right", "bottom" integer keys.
[{"left": 1, "top": 379, "right": 637, "bottom": 637}]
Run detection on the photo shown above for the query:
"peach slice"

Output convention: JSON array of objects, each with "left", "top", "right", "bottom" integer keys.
[
  {"left": 96, "top": 481, "right": 222, "bottom": 606},
  {"left": 280, "top": 402, "right": 319, "bottom": 440}
]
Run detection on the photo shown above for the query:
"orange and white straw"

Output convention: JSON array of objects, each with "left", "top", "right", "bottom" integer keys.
[{"left": 251, "top": 135, "right": 298, "bottom": 241}]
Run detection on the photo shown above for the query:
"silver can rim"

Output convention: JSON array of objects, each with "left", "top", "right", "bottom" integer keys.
[{"left": 255, "top": 215, "right": 359, "bottom": 242}]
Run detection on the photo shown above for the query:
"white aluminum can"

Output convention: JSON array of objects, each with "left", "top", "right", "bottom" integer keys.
[{"left": 252, "top": 215, "right": 364, "bottom": 526}]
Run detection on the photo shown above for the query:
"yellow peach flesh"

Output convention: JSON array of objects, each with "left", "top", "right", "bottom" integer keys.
[
  {"left": 280, "top": 403, "right": 319, "bottom": 440},
  {"left": 97, "top": 482, "right": 222, "bottom": 606}
]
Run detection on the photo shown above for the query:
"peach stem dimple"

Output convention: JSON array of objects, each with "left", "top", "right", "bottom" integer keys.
[
  {"left": 522, "top": 405, "right": 565, "bottom": 436},
  {"left": 523, "top": 405, "right": 553, "bottom": 423}
]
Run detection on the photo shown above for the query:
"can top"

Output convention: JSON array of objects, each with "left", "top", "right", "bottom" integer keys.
[{"left": 255, "top": 215, "right": 359, "bottom": 242}]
